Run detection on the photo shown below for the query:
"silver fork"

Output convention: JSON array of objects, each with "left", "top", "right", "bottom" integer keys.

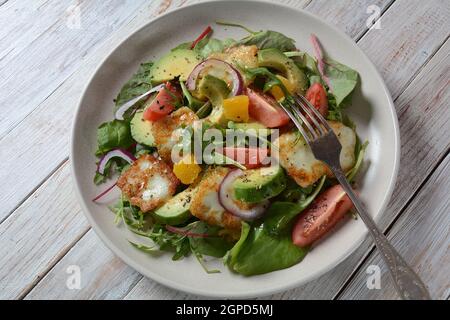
[{"left": 280, "top": 94, "right": 430, "bottom": 300}]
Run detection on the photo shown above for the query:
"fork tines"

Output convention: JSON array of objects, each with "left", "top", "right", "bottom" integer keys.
[{"left": 281, "top": 94, "right": 332, "bottom": 143}]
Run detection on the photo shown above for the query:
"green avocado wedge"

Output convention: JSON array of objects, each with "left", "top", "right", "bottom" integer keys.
[
  {"left": 130, "top": 110, "right": 155, "bottom": 147},
  {"left": 258, "top": 48, "right": 308, "bottom": 94},
  {"left": 151, "top": 49, "right": 201, "bottom": 84},
  {"left": 153, "top": 187, "right": 196, "bottom": 226},
  {"left": 232, "top": 166, "right": 286, "bottom": 203}
]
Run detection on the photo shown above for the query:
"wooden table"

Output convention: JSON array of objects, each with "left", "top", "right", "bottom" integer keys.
[{"left": 0, "top": 0, "right": 448, "bottom": 300}]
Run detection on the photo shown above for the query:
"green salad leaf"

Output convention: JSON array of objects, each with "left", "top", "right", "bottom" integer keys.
[
  {"left": 238, "top": 30, "right": 296, "bottom": 52},
  {"left": 114, "top": 62, "right": 153, "bottom": 115},
  {"left": 180, "top": 81, "right": 204, "bottom": 111},
  {"left": 216, "top": 21, "right": 296, "bottom": 52},
  {"left": 266, "top": 176, "right": 326, "bottom": 234},
  {"left": 225, "top": 221, "right": 307, "bottom": 276},
  {"left": 96, "top": 120, "right": 134, "bottom": 155},
  {"left": 188, "top": 222, "right": 233, "bottom": 258},
  {"left": 194, "top": 37, "right": 236, "bottom": 58},
  {"left": 225, "top": 175, "right": 327, "bottom": 276},
  {"left": 323, "top": 58, "right": 359, "bottom": 107}
]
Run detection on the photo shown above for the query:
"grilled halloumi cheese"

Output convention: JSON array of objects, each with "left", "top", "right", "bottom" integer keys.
[
  {"left": 275, "top": 121, "right": 356, "bottom": 188},
  {"left": 151, "top": 107, "right": 198, "bottom": 164},
  {"left": 209, "top": 45, "right": 259, "bottom": 69},
  {"left": 117, "top": 154, "right": 179, "bottom": 212},
  {"left": 190, "top": 167, "right": 242, "bottom": 230}
]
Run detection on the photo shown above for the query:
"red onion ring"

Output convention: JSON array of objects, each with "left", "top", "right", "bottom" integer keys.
[
  {"left": 115, "top": 84, "right": 165, "bottom": 120},
  {"left": 97, "top": 148, "right": 136, "bottom": 175},
  {"left": 310, "top": 34, "right": 333, "bottom": 91},
  {"left": 186, "top": 58, "right": 244, "bottom": 96},
  {"left": 218, "top": 169, "right": 269, "bottom": 221}
]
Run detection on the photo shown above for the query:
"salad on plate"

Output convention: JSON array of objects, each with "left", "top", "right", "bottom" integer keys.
[{"left": 92, "top": 22, "right": 367, "bottom": 276}]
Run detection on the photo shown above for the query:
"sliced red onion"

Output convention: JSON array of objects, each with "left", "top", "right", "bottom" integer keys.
[
  {"left": 218, "top": 169, "right": 269, "bottom": 221},
  {"left": 186, "top": 58, "right": 244, "bottom": 96},
  {"left": 115, "top": 84, "right": 165, "bottom": 120},
  {"left": 165, "top": 225, "right": 211, "bottom": 238},
  {"left": 310, "top": 34, "right": 333, "bottom": 91},
  {"left": 97, "top": 148, "right": 136, "bottom": 175},
  {"left": 92, "top": 181, "right": 118, "bottom": 202}
]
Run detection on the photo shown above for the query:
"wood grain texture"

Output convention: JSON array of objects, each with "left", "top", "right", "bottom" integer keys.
[
  {"left": 339, "top": 39, "right": 450, "bottom": 300},
  {"left": 25, "top": 229, "right": 142, "bottom": 300},
  {"left": 0, "top": 164, "right": 89, "bottom": 299},
  {"left": 357, "top": 0, "right": 450, "bottom": 98},
  {"left": 0, "top": 0, "right": 150, "bottom": 139},
  {"left": 340, "top": 154, "right": 450, "bottom": 300},
  {"left": 0, "top": 0, "right": 448, "bottom": 300},
  {"left": 0, "top": 0, "right": 188, "bottom": 299},
  {"left": 0, "top": 0, "right": 188, "bottom": 221},
  {"left": 272, "top": 32, "right": 450, "bottom": 300},
  {"left": 124, "top": 0, "right": 450, "bottom": 300},
  {"left": 305, "top": 0, "right": 394, "bottom": 40}
]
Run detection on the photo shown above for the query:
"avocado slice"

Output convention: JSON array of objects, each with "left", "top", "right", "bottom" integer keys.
[
  {"left": 232, "top": 166, "right": 287, "bottom": 203},
  {"left": 151, "top": 49, "right": 201, "bottom": 84},
  {"left": 198, "top": 75, "right": 231, "bottom": 125},
  {"left": 130, "top": 110, "right": 155, "bottom": 147},
  {"left": 231, "top": 122, "right": 268, "bottom": 131},
  {"left": 257, "top": 48, "right": 308, "bottom": 94},
  {"left": 153, "top": 187, "right": 197, "bottom": 225}
]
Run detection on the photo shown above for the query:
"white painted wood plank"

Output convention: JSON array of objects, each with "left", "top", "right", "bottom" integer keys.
[
  {"left": 2, "top": 0, "right": 446, "bottom": 297},
  {"left": 270, "top": 35, "right": 450, "bottom": 300},
  {"left": 0, "top": 0, "right": 188, "bottom": 221},
  {"left": 0, "top": 0, "right": 188, "bottom": 299},
  {"left": 306, "top": 0, "right": 394, "bottom": 40},
  {"left": 0, "top": 164, "right": 89, "bottom": 299},
  {"left": 357, "top": 0, "right": 450, "bottom": 98},
  {"left": 340, "top": 154, "right": 450, "bottom": 300},
  {"left": 25, "top": 229, "right": 142, "bottom": 300},
  {"left": 0, "top": 0, "right": 153, "bottom": 139}
]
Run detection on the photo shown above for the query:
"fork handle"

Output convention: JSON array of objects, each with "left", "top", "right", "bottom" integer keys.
[{"left": 333, "top": 170, "right": 430, "bottom": 300}]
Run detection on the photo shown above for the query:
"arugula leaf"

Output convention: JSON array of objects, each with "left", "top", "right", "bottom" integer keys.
[
  {"left": 129, "top": 241, "right": 157, "bottom": 254},
  {"left": 216, "top": 21, "right": 256, "bottom": 34},
  {"left": 238, "top": 30, "right": 296, "bottom": 51},
  {"left": 114, "top": 62, "right": 153, "bottom": 115},
  {"left": 96, "top": 120, "right": 134, "bottom": 155}
]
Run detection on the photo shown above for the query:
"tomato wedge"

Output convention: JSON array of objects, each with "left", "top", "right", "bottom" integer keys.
[
  {"left": 292, "top": 184, "right": 353, "bottom": 247},
  {"left": 143, "top": 82, "right": 181, "bottom": 121},
  {"left": 247, "top": 88, "right": 290, "bottom": 128},
  {"left": 220, "top": 147, "right": 269, "bottom": 169},
  {"left": 305, "top": 82, "right": 328, "bottom": 117}
]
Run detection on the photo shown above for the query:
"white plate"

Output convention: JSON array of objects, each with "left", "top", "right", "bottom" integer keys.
[{"left": 71, "top": 0, "right": 400, "bottom": 298}]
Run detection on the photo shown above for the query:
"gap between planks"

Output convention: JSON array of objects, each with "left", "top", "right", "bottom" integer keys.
[
  {"left": 334, "top": 147, "right": 450, "bottom": 299},
  {"left": 20, "top": 0, "right": 446, "bottom": 298}
]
